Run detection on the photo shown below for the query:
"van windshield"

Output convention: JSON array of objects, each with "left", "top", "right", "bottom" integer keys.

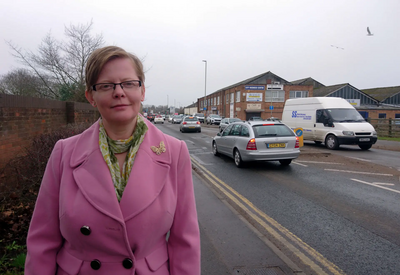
[{"left": 326, "top": 108, "right": 365, "bottom": 122}]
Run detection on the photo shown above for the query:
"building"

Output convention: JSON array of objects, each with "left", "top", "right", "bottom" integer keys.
[
  {"left": 196, "top": 72, "right": 400, "bottom": 121},
  {"left": 197, "top": 71, "right": 313, "bottom": 120}
]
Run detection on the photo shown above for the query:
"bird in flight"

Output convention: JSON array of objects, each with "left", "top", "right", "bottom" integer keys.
[
  {"left": 367, "top": 27, "right": 374, "bottom": 36},
  {"left": 331, "top": 45, "right": 344, "bottom": 50}
]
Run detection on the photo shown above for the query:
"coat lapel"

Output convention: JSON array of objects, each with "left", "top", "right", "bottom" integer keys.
[
  {"left": 70, "top": 120, "right": 123, "bottom": 223},
  {"left": 119, "top": 118, "right": 172, "bottom": 221}
]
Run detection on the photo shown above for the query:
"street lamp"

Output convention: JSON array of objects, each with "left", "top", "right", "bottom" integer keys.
[
  {"left": 202, "top": 60, "right": 207, "bottom": 97},
  {"left": 202, "top": 60, "right": 207, "bottom": 113}
]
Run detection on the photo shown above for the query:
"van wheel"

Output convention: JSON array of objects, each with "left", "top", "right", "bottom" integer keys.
[
  {"left": 359, "top": 144, "right": 372, "bottom": 150},
  {"left": 325, "top": 135, "right": 339, "bottom": 150},
  {"left": 234, "top": 149, "right": 244, "bottom": 168},
  {"left": 279, "top": 159, "right": 292, "bottom": 166}
]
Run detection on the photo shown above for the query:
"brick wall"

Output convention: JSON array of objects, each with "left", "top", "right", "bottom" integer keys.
[{"left": 0, "top": 94, "right": 99, "bottom": 169}]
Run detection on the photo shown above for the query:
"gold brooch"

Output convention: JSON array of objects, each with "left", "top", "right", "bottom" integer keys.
[{"left": 151, "top": 141, "right": 166, "bottom": 155}]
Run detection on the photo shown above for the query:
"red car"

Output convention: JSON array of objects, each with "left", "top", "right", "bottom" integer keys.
[{"left": 146, "top": 114, "right": 155, "bottom": 121}]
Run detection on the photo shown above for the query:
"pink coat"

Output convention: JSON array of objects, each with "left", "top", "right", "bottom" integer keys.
[{"left": 25, "top": 117, "right": 200, "bottom": 275}]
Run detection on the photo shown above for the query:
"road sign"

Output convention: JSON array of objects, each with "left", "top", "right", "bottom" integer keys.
[
  {"left": 269, "top": 105, "right": 274, "bottom": 110},
  {"left": 294, "top": 128, "right": 304, "bottom": 147}
]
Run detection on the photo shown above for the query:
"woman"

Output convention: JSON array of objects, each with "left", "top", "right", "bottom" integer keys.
[{"left": 25, "top": 46, "right": 200, "bottom": 274}]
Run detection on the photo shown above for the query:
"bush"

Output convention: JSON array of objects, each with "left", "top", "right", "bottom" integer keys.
[{"left": 0, "top": 123, "right": 91, "bottom": 273}]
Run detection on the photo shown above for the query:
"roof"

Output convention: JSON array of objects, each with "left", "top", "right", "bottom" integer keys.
[
  {"left": 214, "top": 71, "right": 290, "bottom": 93},
  {"left": 185, "top": 102, "right": 197, "bottom": 108},
  {"left": 290, "top": 77, "right": 325, "bottom": 88},
  {"left": 361, "top": 86, "right": 400, "bottom": 102},
  {"left": 312, "top": 83, "right": 349, "bottom": 97}
]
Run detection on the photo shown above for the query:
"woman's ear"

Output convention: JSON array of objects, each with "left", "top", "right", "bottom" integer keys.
[{"left": 85, "top": 90, "right": 96, "bottom": 107}]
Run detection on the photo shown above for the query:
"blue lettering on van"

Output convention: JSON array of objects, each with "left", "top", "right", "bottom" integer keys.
[{"left": 292, "top": 111, "right": 311, "bottom": 120}]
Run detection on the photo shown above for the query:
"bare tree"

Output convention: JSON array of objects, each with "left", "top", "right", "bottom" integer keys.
[
  {"left": 7, "top": 20, "right": 104, "bottom": 101},
  {"left": 0, "top": 69, "right": 53, "bottom": 98}
]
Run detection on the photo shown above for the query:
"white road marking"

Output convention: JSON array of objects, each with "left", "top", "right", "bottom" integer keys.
[
  {"left": 347, "top": 156, "right": 372, "bottom": 162},
  {"left": 296, "top": 161, "right": 343, "bottom": 165},
  {"left": 373, "top": 182, "right": 395, "bottom": 186},
  {"left": 351, "top": 178, "right": 400, "bottom": 194},
  {"left": 293, "top": 162, "right": 308, "bottom": 167},
  {"left": 325, "top": 169, "right": 393, "bottom": 177}
]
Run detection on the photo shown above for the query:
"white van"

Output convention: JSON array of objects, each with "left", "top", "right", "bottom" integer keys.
[{"left": 282, "top": 97, "right": 377, "bottom": 150}]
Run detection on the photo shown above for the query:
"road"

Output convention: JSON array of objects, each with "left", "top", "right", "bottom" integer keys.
[{"left": 155, "top": 122, "right": 400, "bottom": 275}]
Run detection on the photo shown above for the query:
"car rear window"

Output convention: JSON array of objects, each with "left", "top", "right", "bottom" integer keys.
[
  {"left": 185, "top": 117, "right": 198, "bottom": 121},
  {"left": 252, "top": 124, "right": 295, "bottom": 138}
]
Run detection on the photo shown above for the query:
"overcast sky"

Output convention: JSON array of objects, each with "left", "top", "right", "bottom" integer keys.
[{"left": 1, "top": 0, "right": 399, "bottom": 107}]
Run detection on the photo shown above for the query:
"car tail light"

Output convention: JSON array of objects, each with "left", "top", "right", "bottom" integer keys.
[
  {"left": 246, "top": 138, "right": 257, "bottom": 150},
  {"left": 182, "top": 122, "right": 187, "bottom": 125},
  {"left": 196, "top": 121, "right": 200, "bottom": 124},
  {"left": 295, "top": 136, "right": 300, "bottom": 148}
]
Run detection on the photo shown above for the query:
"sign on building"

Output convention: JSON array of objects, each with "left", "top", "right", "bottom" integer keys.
[
  {"left": 246, "top": 93, "right": 263, "bottom": 102},
  {"left": 245, "top": 85, "right": 265, "bottom": 90}
]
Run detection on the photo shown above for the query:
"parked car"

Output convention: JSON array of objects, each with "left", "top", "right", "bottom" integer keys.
[
  {"left": 248, "top": 116, "right": 263, "bottom": 121},
  {"left": 180, "top": 116, "right": 201, "bottom": 133},
  {"left": 212, "top": 121, "right": 300, "bottom": 168},
  {"left": 172, "top": 115, "right": 183, "bottom": 124},
  {"left": 206, "top": 114, "right": 222, "bottom": 125},
  {"left": 154, "top": 115, "right": 164, "bottom": 124},
  {"left": 146, "top": 114, "right": 155, "bottom": 122},
  {"left": 219, "top": 118, "right": 242, "bottom": 132},
  {"left": 193, "top": 113, "right": 205, "bottom": 123}
]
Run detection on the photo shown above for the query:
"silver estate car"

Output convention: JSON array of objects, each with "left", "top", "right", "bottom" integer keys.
[
  {"left": 212, "top": 121, "right": 300, "bottom": 168},
  {"left": 219, "top": 118, "right": 242, "bottom": 132},
  {"left": 180, "top": 116, "right": 201, "bottom": 133}
]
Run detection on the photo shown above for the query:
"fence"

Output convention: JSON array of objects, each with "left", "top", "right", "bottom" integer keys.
[{"left": 368, "top": 118, "right": 400, "bottom": 138}]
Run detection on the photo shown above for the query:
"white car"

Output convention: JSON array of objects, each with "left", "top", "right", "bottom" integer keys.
[{"left": 154, "top": 115, "right": 164, "bottom": 124}]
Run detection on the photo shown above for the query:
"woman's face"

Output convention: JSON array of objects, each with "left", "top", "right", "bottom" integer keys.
[{"left": 86, "top": 58, "right": 145, "bottom": 128}]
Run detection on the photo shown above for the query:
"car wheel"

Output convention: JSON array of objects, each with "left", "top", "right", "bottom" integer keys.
[
  {"left": 325, "top": 135, "right": 339, "bottom": 150},
  {"left": 212, "top": 141, "right": 220, "bottom": 156},
  {"left": 359, "top": 144, "right": 372, "bottom": 150},
  {"left": 279, "top": 159, "right": 292, "bottom": 166},
  {"left": 234, "top": 149, "right": 244, "bottom": 168},
  {"left": 198, "top": 129, "right": 201, "bottom": 133}
]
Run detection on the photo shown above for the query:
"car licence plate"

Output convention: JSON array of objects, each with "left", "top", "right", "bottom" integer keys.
[
  {"left": 359, "top": 138, "right": 370, "bottom": 142},
  {"left": 267, "top": 143, "right": 286, "bottom": 148},
  {"left": 189, "top": 126, "right": 195, "bottom": 128}
]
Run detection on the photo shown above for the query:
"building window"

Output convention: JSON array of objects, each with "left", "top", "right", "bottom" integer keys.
[
  {"left": 214, "top": 97, "right": 216, "bottom": 105},
  {"left": 289, "top": 91, "right": 309, "bottom": 98},
  {"left": 378, "top": 113, "right": 386, "bottom": 119},
  {"left": 230, "top": 93, "right": 234, "bottom": 103},
  {"left": 226, "top": 94, "right": 229, "bottom": 104},
  {"left": 200, "top": 101, "right": 203, "bottom": 107},
  {"left": 236, "top": 91, "right": 240, "bottom": 102},
  {"left": 265, "top": 90, "right": 285, "bottom": 102},
  {"left": 395, "top": 114, "right": 400, "bottom": 119},
  {"left": 218, "top": 96, "right": 220, "bottom": 105},
  {"left": 204, "top": 100, "right": 207, "bottom": 107}
]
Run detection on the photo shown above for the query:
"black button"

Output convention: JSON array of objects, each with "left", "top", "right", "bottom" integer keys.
[
  {"left": 122, "top": 258, "right": 133, "bottom": 269},
  {"left": 90, "top": 259, "right": 101, "bottom": 270},
  {"left": 80, "top": 226, "right": 91, "bottom": 236}
]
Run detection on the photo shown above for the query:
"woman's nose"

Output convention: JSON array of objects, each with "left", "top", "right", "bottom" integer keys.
[{"left": 113, "top": 85, "right": 125, "bottom": 98}]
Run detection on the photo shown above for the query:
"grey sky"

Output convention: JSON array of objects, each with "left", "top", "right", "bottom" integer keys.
[{"left": 1, "top": 0, "right": 399, "bottom": 108}]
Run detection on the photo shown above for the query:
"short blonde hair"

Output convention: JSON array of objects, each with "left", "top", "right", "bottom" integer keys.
[{"left": 85, "top": 46, "right": 145, "bottom": 91}]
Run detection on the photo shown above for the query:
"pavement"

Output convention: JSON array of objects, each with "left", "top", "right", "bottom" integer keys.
[{"left": 194, "top": 172, "right": 300, "bottom": 275}]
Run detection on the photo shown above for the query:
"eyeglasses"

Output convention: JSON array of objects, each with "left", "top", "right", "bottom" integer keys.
[{"left": 92, "top": 80, "right": 142, "bottom": 92}]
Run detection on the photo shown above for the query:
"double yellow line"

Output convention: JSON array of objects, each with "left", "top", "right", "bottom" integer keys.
[{"left": 191, "top": 156, "right": 345, "bottom": 275}]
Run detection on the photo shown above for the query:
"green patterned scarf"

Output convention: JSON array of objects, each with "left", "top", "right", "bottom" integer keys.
[{"left": 99, "top": 116, "right": 148, "bottom": 201}]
